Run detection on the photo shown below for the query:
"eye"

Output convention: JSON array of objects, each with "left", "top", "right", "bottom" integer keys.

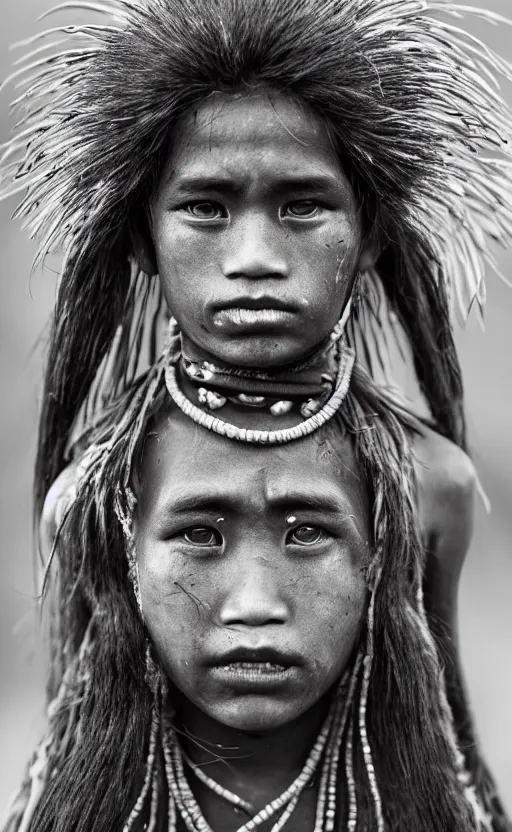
[
  {"left": 286, "top": 525, "right": 326, "bottom": 546},
  {"left": 184, "top": 201, "right": 227, "bottom": 220},
  {"left": 282, "top": 200, "right": 322, "bottom": 219},
  {"left": 181, "top": 526, "right": 222, "bottom": 547}
]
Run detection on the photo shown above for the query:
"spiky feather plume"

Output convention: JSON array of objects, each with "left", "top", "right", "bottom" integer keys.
[{"left": 2, "top": 0, "right": 512, "bottom": 511}]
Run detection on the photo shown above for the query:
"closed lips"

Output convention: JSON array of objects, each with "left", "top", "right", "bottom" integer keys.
[
  {"left": 218, "top": 661, "right": 288, "bottom": 672},
  {"left": 213, "top": 296, "right": 297, "bottom": 311},
  {"left": 214, "top": 308, "right": 294, "bottom": 326}
]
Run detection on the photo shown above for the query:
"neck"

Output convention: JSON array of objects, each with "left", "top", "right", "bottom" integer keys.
[
  {"left": 177, "top": 328, "right": 343, "bottom": 409},
  {"left": 180, "top": 332, "right": 331, "bottom": 376},
  {"left": 174, "top": 692, "right": 331, "bottom": 805},
  {"left": 165, "top": 318, "right": 356, "bottom": 441}
]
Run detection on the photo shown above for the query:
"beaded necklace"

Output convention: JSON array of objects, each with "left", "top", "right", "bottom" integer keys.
[
  {"left": 158, "top": 662, "right": 360, "bottom": 832},
  {"left": 164, "top": 316, "right": 355, "bottom": 445}
]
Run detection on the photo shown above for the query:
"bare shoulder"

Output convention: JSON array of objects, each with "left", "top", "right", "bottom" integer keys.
[
  {"left": 39, "top": 460, "right": 80, "bottom": 559},
  {"left": 411, "top": 424, "right": 477, "bottom": 572}
]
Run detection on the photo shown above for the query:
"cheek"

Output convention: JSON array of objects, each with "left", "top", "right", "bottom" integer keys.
[
  {"left": 300, "top": 560, "right": 367, "bottom": 672},
  {"left": 137, "top": 550, "right": 212, "bottom": 678},
  {"left": 156, "top": 243, "right": 222, "bottom": 330},
  {"left": 152, "top": 217, "right": 218, "bottom": 292},
  {"left": 292, "top": 221, "right": 360, "bottom": 308}
]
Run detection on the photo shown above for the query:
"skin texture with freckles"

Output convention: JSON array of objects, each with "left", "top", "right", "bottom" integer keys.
[
  {"left": 134, "top": 406, "right": 370, "bottom": 738},
  {"left": 146, "top": 92, "right": 373, "bottom": 369}
]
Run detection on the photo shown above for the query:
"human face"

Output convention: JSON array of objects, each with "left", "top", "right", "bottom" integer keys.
[
  {"left": 135, "top": 409, "right": 370, "bottom": 733},
  {"left": 149, "top": 93, "right": 369, "bottom": 368}
]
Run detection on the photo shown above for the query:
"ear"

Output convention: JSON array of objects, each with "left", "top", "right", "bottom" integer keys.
[
  {"left": 356, "top": 236, "right": 380, "bottom": 274},
  {"left": 129, "top": 215, "right": 158, "bottom": 277}
]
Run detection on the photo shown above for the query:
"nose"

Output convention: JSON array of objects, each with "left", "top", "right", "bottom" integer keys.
[
  {"left": 222, "top": 213, "right": 289, "bottom": 280},
  {"left": 219, "top": 556, "right": 289, "bottom": 628}
]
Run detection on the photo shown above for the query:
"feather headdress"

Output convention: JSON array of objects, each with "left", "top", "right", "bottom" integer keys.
[{"left": 2, "top": 0, "right": 512, "bottom": 509}]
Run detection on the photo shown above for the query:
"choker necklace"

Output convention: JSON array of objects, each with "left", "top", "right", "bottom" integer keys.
[
  {"left": 179, "top": 311, "right": 349, "bottom": 416},
  {"left": 163, "top": 317, "right": 355, "bottom": 444}
]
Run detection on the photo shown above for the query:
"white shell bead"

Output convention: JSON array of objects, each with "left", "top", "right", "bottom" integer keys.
[
  {"left": 270, "top": 399, "right": 293, "bottom": 416},
  {"left": 205, "top": 390, "right": 226, "bottom": 410},
  {"left": 300, "top": 398, "right": 321, "bottom": 418}
]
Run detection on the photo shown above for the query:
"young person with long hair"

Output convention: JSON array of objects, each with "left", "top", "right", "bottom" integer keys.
[{"left": 4, "top": 379, "right": 503, "bottom": 831}]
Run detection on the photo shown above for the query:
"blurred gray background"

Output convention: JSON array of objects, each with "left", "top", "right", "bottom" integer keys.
[{"left": 0, "top": 0, "right": 511, "bottom": 818}]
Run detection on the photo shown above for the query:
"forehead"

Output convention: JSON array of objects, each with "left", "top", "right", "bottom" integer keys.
[
  {"left": 138, "top": 408, "right": 369, "bottom": 528},
  {"left": 160, "top": 92, "right": 348, "bottom": 187}
]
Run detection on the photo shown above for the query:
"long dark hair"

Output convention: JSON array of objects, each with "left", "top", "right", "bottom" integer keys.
[{"left": 2, "top": 370, "right": 487, "bottom": 832}]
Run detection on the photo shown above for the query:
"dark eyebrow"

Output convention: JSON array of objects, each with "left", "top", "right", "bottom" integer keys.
[
  {"left": 271, "top": 175, "right": 342, "bottom": 194},
  {"left": 156, "top": 488, "right": 349, "bottom": 518},
  {"left": 266, "top": 490, "right": 363, "bottom": 540},
  {"left": 167, "top": 173, "right": 343, "bottom": 196},
  {"left": 169, "top": 175, "right": 241, "bottom": 195},
  {"left": 155, "top": 492, "right": 234, "bottom": 516},
  {"left": 151, "top": 486, "right": 362, "bottom": 540},
  {"left": 266, "top": 491, "right": 351, "bottom": 515}
]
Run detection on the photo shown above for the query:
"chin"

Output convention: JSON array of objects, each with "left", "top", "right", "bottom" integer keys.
[
  {"left": 209, "top": 698, "right": 306, "bottom": 734},
  {"left": 217, "top": 337, "right": 317, "bottom": 369}
]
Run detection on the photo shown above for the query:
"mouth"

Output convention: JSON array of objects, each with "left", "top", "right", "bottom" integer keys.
[
  {"left": 215, "top": 296, "right": 298, "bottom": 312},
  {"left": 206, "top": 646, "right": 300, "bottom": 667},
  {"left": 208, "top": 661, "right": 295, "bottom": 690},
  {"left": 213, "top": 307, "right": 295, "bottom": 329},
  {"left": 217, "top": 660, "right": 288, "bottom": 672},
  {"left": 211, "top": 296, "right": 299, "bottom": 331},
  {"left": 205, "top": 648, "right": 302, "bottom": 691}
]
